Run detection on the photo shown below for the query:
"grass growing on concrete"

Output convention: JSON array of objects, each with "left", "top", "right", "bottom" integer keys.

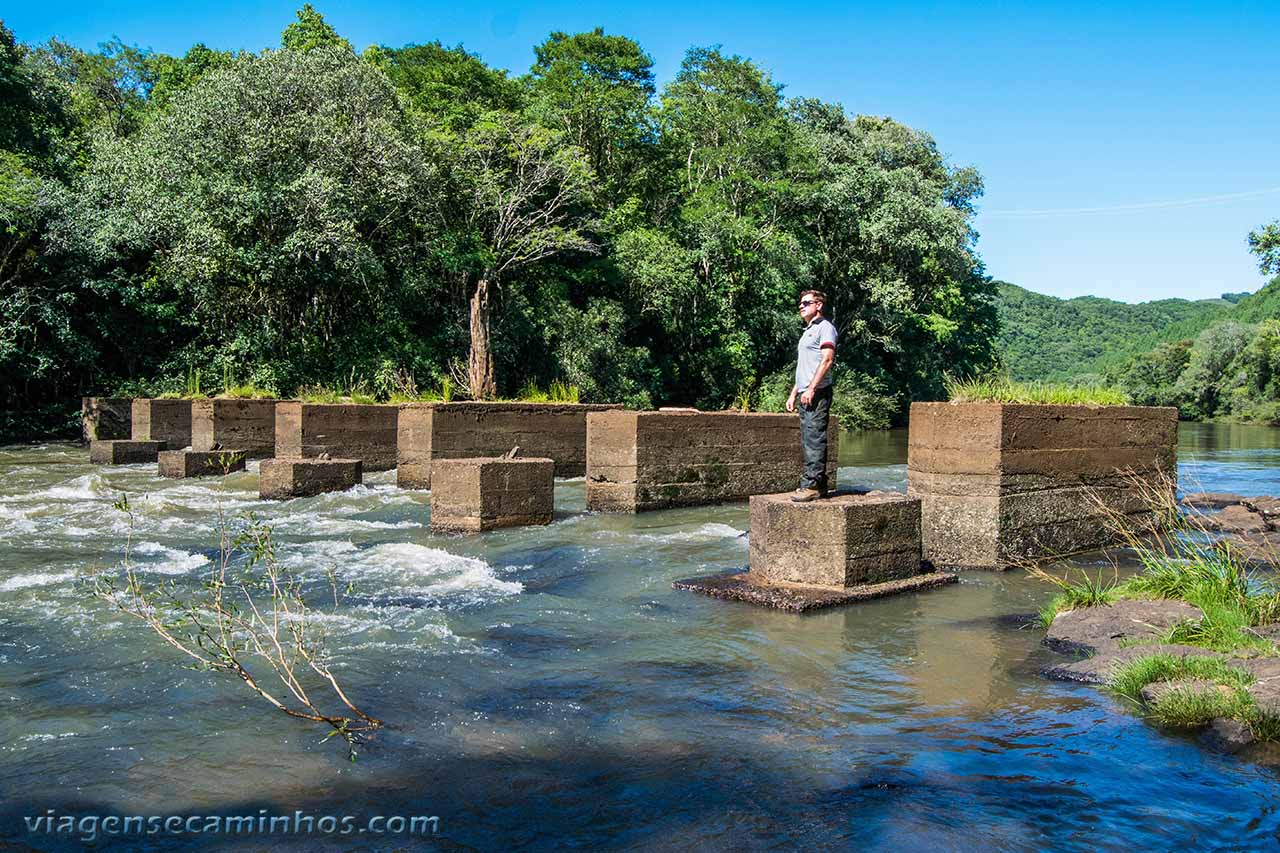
[
  {"left": 219, "top": 383, "right": 274, "bottom": 399},
  {"left": 945, "top": 374, "right": 1130, "bottom": 406},
  {"left": 512, "top": 381, "right": 581, "bottom": 404},
  {"left": 295, "top": 386, "right": 377, "bottom": 405}
]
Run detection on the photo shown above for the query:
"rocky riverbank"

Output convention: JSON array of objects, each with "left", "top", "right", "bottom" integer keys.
[
  {"left": 1182, "top": 492, "right": 1280, "bottom": 562},
  {"left": 1041, "top": 598, "right": 1280, "bottom": 755}
]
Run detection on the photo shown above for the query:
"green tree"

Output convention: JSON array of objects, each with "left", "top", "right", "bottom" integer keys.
[
  {"left": 281, "top": 4, "right": 352, "bottom": 54},
  {"left": 789, "top": 99, "right": 995, "bottom": 402},
  {"left": 1250, "top": 220, "right": 1280, "bottom": 277},
  {"left": 145, "top": 43, "right": 236, "bottom": 108},
  {"left": 374, "top": 41, "right": 521, "bottom": 133},
  {"left": 1175, "top": 321, "right": 1256, "bottom": 419},
  {"left": 526, "top": 28, "right": 655, "bottom": 198},
  {"left": 75, "top": 47, "right": 438, "bottom": 387},
  {"left": 434, "top": 110, "right": 596, "bottom": 398}
]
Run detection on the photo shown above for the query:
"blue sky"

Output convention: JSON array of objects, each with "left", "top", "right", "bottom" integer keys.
[{"left": 7, "top": 0, "right": 1279, "bottom": 303}]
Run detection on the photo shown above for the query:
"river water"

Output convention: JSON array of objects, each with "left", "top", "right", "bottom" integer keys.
[{"left": 1, "top": 423, "right": 1279, "bottom": 850}]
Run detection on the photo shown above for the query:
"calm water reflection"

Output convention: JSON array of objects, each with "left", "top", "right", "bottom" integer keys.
[{"left": 0, "top": 422, "right": 1278, "bottom": 850}]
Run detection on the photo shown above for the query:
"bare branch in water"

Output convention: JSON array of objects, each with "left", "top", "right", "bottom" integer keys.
[{"left": 89, "top": 494, "right": 383, "bottom": 760}]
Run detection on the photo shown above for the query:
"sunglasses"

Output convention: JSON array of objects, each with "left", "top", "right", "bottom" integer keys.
[{"left": 799, "top": 300, "right": 817, "bottom": 308}]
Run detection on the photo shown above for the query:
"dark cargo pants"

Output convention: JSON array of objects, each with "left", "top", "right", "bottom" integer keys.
[{"left": 798, "top": 384, "right": 833, "bottom": 492}]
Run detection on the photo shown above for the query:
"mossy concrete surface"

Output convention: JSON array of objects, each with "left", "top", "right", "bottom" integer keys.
[
  {"left": 81, "top": 397, "right": 133, "bottom": 443},
  {"left": 397, "top": 402, "right": 621, "bottom": 489},
  {"left": 259, "top": 458, "right": 361, "bottom": 500},
  {"left": 586, "top": 410, "right": 840, "bottom": 513},
  {"left": 275, "top": 402, "right": 398, "bottom": 471},
  {"left": 158, "top": 449, "right": 246, "bottom": 478},
  {"left": 132, "top": 398, "right": 193, "bottom": 449},
  {"left": 430, "top": 457, "right": 554, "bottom": 532},
  {"left": 192, "top": 399, "right": 277, "bottom": 459},
  {"left": 89, "top": 440, "right": 166, "bottom": 465},
  {"left": 907, "top": 402, "right": 1178, "bottom": 568},
  {"left": 748, "top": 490, "right": 922, "bottom": 587},
  {"left": 672, "top": 570, "right": 956, "bottom": 613}
]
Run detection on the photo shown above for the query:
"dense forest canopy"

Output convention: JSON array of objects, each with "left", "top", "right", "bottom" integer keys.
[
  {"left": 3, "top": 6, "right": 1275, "bottom": 440},
  {"left": 0, "top": 7, "right": 998, "bottom": 438}
]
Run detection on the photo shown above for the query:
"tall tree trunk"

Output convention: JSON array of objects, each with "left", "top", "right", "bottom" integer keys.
[{"left": 468, "top": 276, "right": 496, "bottom": 399}]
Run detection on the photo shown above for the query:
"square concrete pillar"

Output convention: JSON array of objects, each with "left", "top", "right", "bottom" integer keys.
[
  {"left": 430, "top": 457, "right": 554, "bottom": 532},
  {"left": 259, "top": 458, "right": 362, "bottom": 500},
  {"left": 132, "top": 399, "right": 193, "bottom": 449},
  {"left": 748, "top": 491, "right": 923, "bottom": 587},
  {"left": 81, "top": 397, "right": 132, "bottom": 443},
  {"left": 159, "top": 449, "right": 246, "bottom": 478},
  {"left": 275, "top": 402, "right": 399, "bottom": 471},
  {"left": 907, "top": 403, "right": 1179, "bottom": 568},
  {"left": 673, "top": 491, "right": 955, "bottom": 612},
  {"left": 90, "top": 440, "right": 166, "bottom": 464},
  {"left": 192, "top": 399, "right": 277, "bottom": 458},
  {"left": 397, "top": 402, "right": 622, "bottom": 489},
  {"left": 586, "top": 410, "right": 840, "bottom": 512}
]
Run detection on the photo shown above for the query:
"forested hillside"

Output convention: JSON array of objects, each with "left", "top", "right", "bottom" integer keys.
[
  {"left": 995, "top": 282, "right": 1231, "bottom": 380},
  {"left": 997, "top": 275, "right": 1280, "bottom": 424},
  {"left": 0, "top": 7, "right": 999, "bottom": 439}
]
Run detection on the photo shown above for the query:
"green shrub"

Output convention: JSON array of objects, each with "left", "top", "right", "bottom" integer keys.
[{"left": 756, "top": 367, "right": 898, "bottom": 430}]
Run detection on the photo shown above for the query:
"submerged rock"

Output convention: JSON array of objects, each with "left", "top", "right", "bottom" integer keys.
[
  {"left": 1041, "top": 600, "right": 1280, "bottom": 759},
  {"left": 1044, "top": 599, "right": 1203, "bottom": 655}
]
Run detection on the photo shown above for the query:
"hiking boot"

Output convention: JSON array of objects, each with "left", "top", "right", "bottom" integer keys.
[{"left": 790, "top": 488, "right": 823, "bottom": 502}]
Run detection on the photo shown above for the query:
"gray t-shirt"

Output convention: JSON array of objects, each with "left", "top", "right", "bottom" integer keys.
[{"left": 795, "top": 316, "right": 837, "bottom": 392}]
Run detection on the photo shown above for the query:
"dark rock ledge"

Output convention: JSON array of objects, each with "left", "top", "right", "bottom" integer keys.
[
  {"left": 1180, "top": 493, "right": 1280, "bottom": 561},
  {"left": 1041, "top": 598, "right": 1280, "bottom": 754}
]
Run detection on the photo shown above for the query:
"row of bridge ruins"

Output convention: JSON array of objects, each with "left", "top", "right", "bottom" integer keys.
[{"left": 82, "top": 396, "right": 1179, "bottom": 611}]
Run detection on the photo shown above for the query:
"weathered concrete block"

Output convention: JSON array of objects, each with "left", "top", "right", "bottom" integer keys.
[
  {"left": 81, "top": 397, "right": 132, "bottom": 443},
  {"left": 585, "top": 410, "right": 840, "bottom": 512},
  {"left": 748, "top": 491, "right": 923, "bottom": 587},
  {"left": 131, "top": 399, "right": 193, "bottom": 449},
  {"left": 275, "top": 402, "right": 398, "bottom": 471},
  {"left": 90, "top": 440, "right": 166, "bottom": 464},
  {"left": 192, "top": 399, "right": 277, "bottom": 458},
  {"left": 397, "top": 402, "right": 622, "bottom": 488},
  {"left": 158, "top": 449, "right": 246, "bottom": 478},
  {"left": 259, "top": 458, "right": 362, "bottom": 500},
  {"left": 907, "top": 402, "right": 1179, "bottom": 569},
  {"left": 430, "top": 457, "right": 554, "bottom": 532}
]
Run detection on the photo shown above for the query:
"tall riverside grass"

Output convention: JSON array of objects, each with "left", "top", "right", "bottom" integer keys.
[
  {"left": 1033, "top": 470, "right": 1280, "bottom": 653},
  {"left": 945, "top": 374, "right": 1130, "bottom": 406}
]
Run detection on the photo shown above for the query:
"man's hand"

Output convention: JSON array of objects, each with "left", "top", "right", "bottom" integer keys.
[
  {"left": 799, "top": 388, "right": 814, "bottom": 408},
  {"left": 785, "top": 389, "right": 797, "bottom": 413}
]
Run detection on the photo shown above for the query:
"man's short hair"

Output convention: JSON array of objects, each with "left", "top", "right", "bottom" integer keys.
[{"left": 800, "top": 289, "right": 827, "bottom": 305}]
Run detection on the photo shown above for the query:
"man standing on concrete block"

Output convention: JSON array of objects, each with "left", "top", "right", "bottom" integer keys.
[{"left": 786, "top": 289, "right": 837, "bottom": 502}]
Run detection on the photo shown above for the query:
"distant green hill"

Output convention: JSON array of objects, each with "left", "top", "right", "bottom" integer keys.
[{"left": 994, "top": 280, "right": 1280, "bottom": 380}]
